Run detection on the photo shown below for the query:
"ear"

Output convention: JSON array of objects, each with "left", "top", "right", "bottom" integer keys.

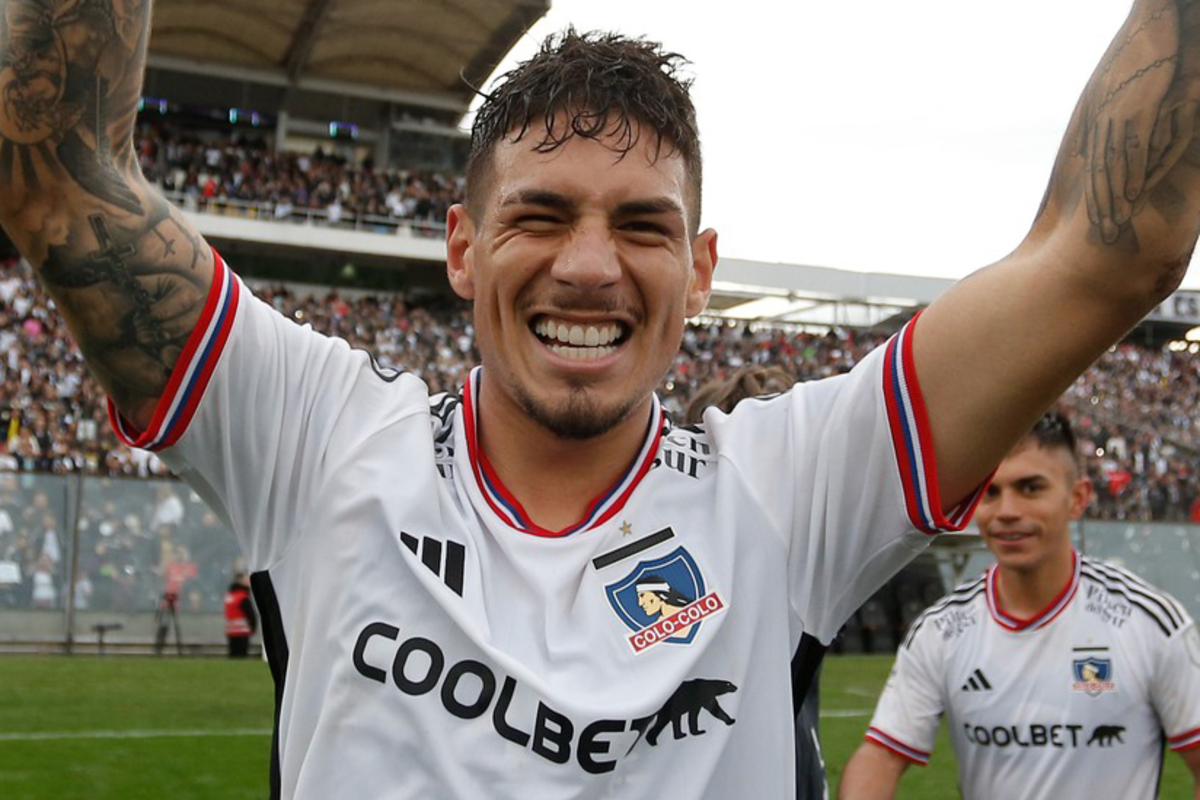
[
  {"left": 1068, "top": 476, "right": 1093, "bottom": 520},
  {"left": 685, "top": 228, "right": 718, "bottom": 317},
  {"left": 445, "top": 204, "right": 476, "bottom": 301}
]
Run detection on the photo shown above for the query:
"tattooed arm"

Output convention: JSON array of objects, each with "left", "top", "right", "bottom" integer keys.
[
  {"left": 912, "top": 0, "right": 1200, "bottom": 509},
  {"left": 0, "top": 0, "right": 213, "bottom": 429}
]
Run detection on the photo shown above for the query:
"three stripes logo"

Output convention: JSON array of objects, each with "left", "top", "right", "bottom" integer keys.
[
  {"left": 961, "top": 668, "right": 992, "bottom": 692},
  {"left": 400, "top": 532, "right": 465, "bottom": 596}
]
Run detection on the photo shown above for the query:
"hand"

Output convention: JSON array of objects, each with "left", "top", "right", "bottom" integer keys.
[{"left": 1080, "top": 0, "right": 1182, "bottom": 243}]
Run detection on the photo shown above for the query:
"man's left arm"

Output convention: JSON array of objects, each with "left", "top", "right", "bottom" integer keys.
[
  {"left": 1150, "top": 619, "right": 1200, "bottom": 793},
  {"left": 914, "top": 0, "right": 1200, "bottom": 508},
  {"left": 1181, "top": 745, "right": 1200, "bottom": 799}
]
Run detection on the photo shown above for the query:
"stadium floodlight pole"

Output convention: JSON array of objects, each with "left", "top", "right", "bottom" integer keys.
[{"left": 62, "top": 471, "right": 86, "bottom": 654}]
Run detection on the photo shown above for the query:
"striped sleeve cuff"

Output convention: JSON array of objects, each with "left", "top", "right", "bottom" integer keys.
[
  {"left": 107, "top": 249, "right": 240, "bottom": 452},
  {"left": 882, "top": 312, "right": 989, "bottom": 535},
  {"left": 1169, "top": 727, "right": 1200, "bottom": 751},
  {"left": 866, "top": 726, "right": 931, "bottom": 766}
]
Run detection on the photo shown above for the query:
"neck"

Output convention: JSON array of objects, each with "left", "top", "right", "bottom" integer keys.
[
  {"left": 475, "top": 378, "right": 655, "bottom": 533},
  {"left": 994, "top": 548, "right": 1077, "bottom": 621}
]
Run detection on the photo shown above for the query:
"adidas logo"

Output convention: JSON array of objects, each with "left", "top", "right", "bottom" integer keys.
[
  {"left": 961, "top": 668, "right": 992, "bottom": 692},
  {"left": 400, "top": 532, "right": 465, "bottom": 596}
]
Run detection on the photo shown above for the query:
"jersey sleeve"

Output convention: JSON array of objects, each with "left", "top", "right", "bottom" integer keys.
[
  {"left": 704, "top": 315, "right": 988, "bottom": 642},
  {"left": 863, "top": 623, "right": 946, "bottom": 766},
  {"left": 1152, "top": 619, "right": 1200, "bottom": 752},
  {"left": 107, "top": 252, "right": 430, "bottom": 570}
]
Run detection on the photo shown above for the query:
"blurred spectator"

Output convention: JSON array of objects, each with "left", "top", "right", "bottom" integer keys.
[
  {"left": 30, "top": 554, "right": 56, "bottom": 609},
  {"left": 136, "top": 123, "right": 464, "bottom": 236},
  {"left": 3, "top": 252, "right": 1200, "bottom": 523}
]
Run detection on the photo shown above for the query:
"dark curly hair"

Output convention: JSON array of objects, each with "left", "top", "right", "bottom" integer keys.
[{"left": 466, "top": 28, "right": 703, "bottom": 232}]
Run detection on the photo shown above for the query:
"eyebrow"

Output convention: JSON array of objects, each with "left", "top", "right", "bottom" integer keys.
[
  {"left": 1009, "top": 475, "right": 1049, "bottom": 490},
  {"left": 500, "top": 190, "right": 576, "bottom": 211},
  {"left": 986, "top": 474, "right": 1048, "bottom": 492},
  {"left": 499, "top": 191, "right": 684, "bottom": 220},
  {"left": 614, "top": 198, "right": 685, "bottom": 218}
]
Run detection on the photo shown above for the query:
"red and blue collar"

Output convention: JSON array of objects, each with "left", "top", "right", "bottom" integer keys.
[
  {"left": 986, "top": 550, "right": 1081, "bottom": 632},
  {"left": 461, "top": 366, "right": 664, "bottom": 537}
]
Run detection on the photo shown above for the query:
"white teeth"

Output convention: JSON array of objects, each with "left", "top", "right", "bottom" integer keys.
[
  {"left": 535, "top": 318, "right": 623, "bottom": 350},
  {"left": 549, "top": 344, "right": 616, "bottom": 361}
]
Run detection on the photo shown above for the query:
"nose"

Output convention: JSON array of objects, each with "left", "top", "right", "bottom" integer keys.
[
  {"left": 550, "top": 220, "right": 621, "bottom": 289},
  {"left": 991, "top": 489, "right": 1023, "bottom": 522}
]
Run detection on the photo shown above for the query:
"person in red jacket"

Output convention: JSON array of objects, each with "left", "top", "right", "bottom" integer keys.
[{"left": 224, "top": 572, "right": 257, "bottom": 658}]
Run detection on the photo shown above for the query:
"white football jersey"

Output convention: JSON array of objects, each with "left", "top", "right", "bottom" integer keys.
[
  {"left": 110, "top": 256, "right": 983, "bottom": 800},
  {"left": 867, "top": 552, "right": 1200, "bottom": 800}
]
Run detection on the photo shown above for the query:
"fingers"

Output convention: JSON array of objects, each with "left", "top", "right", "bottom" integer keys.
[
  {"left": 1085, "top": 121, "right": 1100, "bottom": 227},
  {"left": 1110, "top": 121, "right": 1132, "bottom": 226},
  {"left": 1147, "top": 103, "right": 1175, "bottom": 183},
  {"left": 1119, "top": 117, "right": 1150, "bottom": 223},
  {"left": 1144, "top": 102, "right": 1197, "bottom": 203},
  {"left": 1089, "top": 116, "right": 1121, "bottom": 243}
]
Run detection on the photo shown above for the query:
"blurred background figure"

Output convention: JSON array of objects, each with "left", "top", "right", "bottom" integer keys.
[{"left": 224, "top": 572, "right": 257, "bottom": 658}]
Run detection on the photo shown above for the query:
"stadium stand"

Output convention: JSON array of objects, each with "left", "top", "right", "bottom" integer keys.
[
  {"left": 3, "top": 253, "right": 1198, "bottom": 522},
  {"left": 3, "top": 0, "right": 1200, "bottom": 655}
]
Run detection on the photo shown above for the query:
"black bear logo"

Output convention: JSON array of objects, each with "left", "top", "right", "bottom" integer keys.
[
  {"left": 627, "top": 679, "right": 737, "bottom": 753},
  {"left": 1087, "top": 725, "right": 1125, "bottom": 747}
]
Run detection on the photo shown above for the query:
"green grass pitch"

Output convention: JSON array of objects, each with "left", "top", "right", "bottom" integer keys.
[{"left": 0, "top": 654, "right": 1190, "bottom": 798}]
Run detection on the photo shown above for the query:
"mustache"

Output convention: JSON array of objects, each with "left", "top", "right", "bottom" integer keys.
[{"left": 519, "top": 291, "right": 645, "bottom": 324}]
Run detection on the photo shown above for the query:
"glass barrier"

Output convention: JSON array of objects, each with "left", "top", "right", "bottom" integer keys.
[
  {"left": 0, "top": 472, "right": 74, "bottom": 637},
  {"left": 932, "top": 521, "right": 1200, "bottom": 622},
  {"left": 0, "top": 472, "right": 241, "bottom": 649},
  {"left": 4, "top": 472, "right": 1200, "bottom": 650}
]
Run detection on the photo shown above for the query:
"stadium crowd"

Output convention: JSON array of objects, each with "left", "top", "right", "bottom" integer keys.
[
  {"left": 3, "top": 254, "right": 1200, "bottom": 613},
  {"left": 135, "top": 123, "right": 465, "bottom": 233}
]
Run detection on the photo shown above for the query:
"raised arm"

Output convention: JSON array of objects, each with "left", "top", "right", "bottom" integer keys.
[
  {"left": 918, "top": 0, "right": 1200, "bottom": 507},
  {"left": 0, "top": 0, "right": 214, "bottom": 428}
]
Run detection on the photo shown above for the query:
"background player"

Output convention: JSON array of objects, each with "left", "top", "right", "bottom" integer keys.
[
  {"left": 838, "top": 411, "right": 1200, "bottom": 800},
  {"left": 4, "top": 1, "right": 1200, "bottom": 798}
]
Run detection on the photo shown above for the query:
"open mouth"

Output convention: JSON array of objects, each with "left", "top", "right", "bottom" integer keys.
[{"left": 532, "top": 316, "right": 629, "bottom": 361}]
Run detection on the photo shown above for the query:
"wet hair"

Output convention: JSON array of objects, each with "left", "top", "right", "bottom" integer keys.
[
  {"left": 466, "top": 28, "right": 702, "bottom": 232},
  {"left": 683, "top": 365, "right": 795, "bottom": 424},
  {"left": 1027, "top": 409, "right": 1080, "bottom": 472}
]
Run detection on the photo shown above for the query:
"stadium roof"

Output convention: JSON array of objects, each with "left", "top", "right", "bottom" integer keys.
[{"left": 147, "top": 0, "right": 551, "bottom": 114}]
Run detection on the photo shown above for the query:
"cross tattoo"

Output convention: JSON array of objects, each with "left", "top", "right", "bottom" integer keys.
[
  {"left": 153, "top": 228, "right": 177, "bottom": 257},
  {"left": 89, "top": 215, "right": 136, "bottom": 271},
  {"left": 86, "top": 213, "right": 169, "bottom": 355}
]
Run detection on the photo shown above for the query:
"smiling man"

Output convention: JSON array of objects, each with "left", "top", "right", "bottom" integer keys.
[
  {"left": 840, "top": 412, "right": 1200, "bottom": 800},
  {"left": 5, "top": 2, "right": 1200, "bottom": 799}
]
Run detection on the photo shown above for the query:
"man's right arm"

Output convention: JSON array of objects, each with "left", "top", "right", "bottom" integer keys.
[
  {"left": 838, "top": 741, "right": 909, "bottom": 800},
  {"left": 0, "top": 0, "right": 214, "bottom": 429}
]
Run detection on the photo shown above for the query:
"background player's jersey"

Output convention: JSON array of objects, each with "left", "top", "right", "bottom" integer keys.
[
  {"left": 110, "top": 256, "right": 982, "bottom": 800},
  {"left": 867, "top": 552, "right": 1200, "bottom": 800}
]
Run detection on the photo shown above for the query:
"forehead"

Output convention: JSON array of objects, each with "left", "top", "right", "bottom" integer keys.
[
  {"left": 993, "top": 440, "right": 1075, "bottom": 485},
  {"left": 485, "top": 125, "right": 690, "bottom": 214}
]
